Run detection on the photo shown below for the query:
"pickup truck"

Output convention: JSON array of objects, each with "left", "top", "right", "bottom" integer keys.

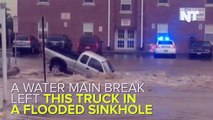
[
  {"left": 45, "top": 47, "right": 114, "bottom": 77},
  {"left": 188, "top": 40, "right": 212, "bottom": 59}
]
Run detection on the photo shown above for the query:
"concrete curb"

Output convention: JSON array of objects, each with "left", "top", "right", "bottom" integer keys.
[{"left": 0, "top": 67, "right": 20, "bottom": 77}]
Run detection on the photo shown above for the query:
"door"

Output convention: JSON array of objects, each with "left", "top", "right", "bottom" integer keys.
[
  {"left": 74, "top": 54, "right": 90, "bottom": 75},
  {"left": 86, "top": 58, "right": 103, "bottom": 76},
  {"left": 115, "top": 29, "right": 136, "bottom": 50}
]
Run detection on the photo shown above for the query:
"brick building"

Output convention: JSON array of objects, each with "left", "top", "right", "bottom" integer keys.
[{"left": 18, "top": 0, "right": 213, "bottom": 53}]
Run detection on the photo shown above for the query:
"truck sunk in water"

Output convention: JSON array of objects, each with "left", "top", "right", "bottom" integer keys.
[{"left": 45, "top": 47, "right": 114, "bottom": 77}]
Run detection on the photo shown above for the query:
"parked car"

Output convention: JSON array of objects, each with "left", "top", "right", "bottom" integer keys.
[
  {"left": 45, "top": 47, "right": 114, "bottom": 77},
  {"left": 154, "top": 36, "right": 176, "bottom": 58},
  {"left": 77, "top": 35, "right": 103, "bottom": 55},
  {"left": 188, "top": 40, "right": 212, "bottom": 59},
  {"left": 46, "top": 34, "right": 72, "bottom": 54},
  {"left": 12, "top": 34, "right": 41, "bottom": 55}
]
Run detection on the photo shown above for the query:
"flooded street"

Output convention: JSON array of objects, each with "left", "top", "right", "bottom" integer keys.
[{"left": 2, "top": 54, "right": 213, "bottom": 120}]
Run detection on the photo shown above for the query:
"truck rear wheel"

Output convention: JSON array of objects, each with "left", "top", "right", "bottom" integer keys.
[{"left": 49, "top": 60, "right": 67, "bottom": 73}]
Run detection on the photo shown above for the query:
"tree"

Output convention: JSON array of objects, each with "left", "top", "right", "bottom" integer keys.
[
  {"left": 0, "top": 7, "right": 14, "bottom": 48},
  {"left": 6, "top": 8, "right": 14, "bottom": 48}
]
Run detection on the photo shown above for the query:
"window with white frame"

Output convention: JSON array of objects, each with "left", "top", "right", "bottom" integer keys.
[
  {"left": 205, "top": 0, "right": 213, "bottom": 7},
  {"left": 37, "top": 0, "right": 49, "bottom": 5},
  {"left": 127, "top": 30, "right": 135, "bottom": 39},
  {"left": 117, "top": 41, "right": 125, "bottom": 48},
  {"left": 120, "top": 0, "right": 132, "bottom": 13},
  {"left": 206, "top": 0, "right": 213, "bottom": 4},
  {"left": 83, "top": 23, "right": 94, "bottom": 35},
  {"left": 38, "top": 18, "right": 48, "bottom": 40},
  {"left": 118, "top": 30, "right": 125, "bottom": 38},
  {"left": 159, "top": 0, "right": 168, "bottom": 3},
  {"left": 83, "top": 0, "right": 95, "bottom": 6},
  {"left": 205, "top": 24, "right": 213, "bottom": 44},
  {"left": 157, "top": 23, "right": 168, "bottom": 35},
  {"left": 158, "top": 0, "right": 169, "bottom": 6},
  {"left": 38, "top": 0, "right": 48, "bottom": 2}
]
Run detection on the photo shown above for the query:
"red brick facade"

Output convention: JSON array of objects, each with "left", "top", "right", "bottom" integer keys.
[{"left": 18, "top": 0, "right": 213, "bottom": 53}]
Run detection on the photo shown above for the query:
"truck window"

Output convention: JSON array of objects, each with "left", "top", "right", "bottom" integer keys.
[
  {"left": 80, "top": 55, "right": 89, "bottom": 64},
  {"left": 88, "top": 58, "right": 103, "bottom": 72}
]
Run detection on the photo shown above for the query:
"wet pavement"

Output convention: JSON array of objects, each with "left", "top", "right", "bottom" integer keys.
[
  {"left": 105, "top": 54, "right": 213, "bottom": 76},
  {"left": 9, "top": 53, "right": 213, "bottom": 76}
]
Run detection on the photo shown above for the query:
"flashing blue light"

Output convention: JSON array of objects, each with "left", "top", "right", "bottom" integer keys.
[
  {"left": 165, "top": 36, "right": 170, "bottom": 41},
  {"left": 157, "top": 36, "right": 171, "bottom": 41},
  {"left": 157, "top": 36, "right": 164, "bottom": 41}
]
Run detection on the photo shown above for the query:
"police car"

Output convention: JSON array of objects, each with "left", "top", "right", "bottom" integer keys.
[{"left": 154, "top": 35, "right": 176, "bottom": 58}]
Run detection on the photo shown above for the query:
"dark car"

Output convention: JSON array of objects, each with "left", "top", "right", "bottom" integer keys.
[
  {"left": 77, "top": 35, "right": 103, "bottom": 55},
  {"left": 12, "top": 34, "right": 41, "bottom": 55},
  {"left": 188, "top": 40, "right": 212, "bottom": 59},
  {"left": 46, "top": 34, "right": 72, "bottom": 54}
]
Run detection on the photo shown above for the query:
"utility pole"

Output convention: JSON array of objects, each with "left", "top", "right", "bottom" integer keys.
[
  {"left": 41, "top": 16, "right": 46, "bottom": 82},
  {"left": 13, "top": 16, "right": 18, "bottom": 65},
  {"left": 140, "top": 0, "right": 144, "bottom": 49},
  {"left": 0, "top": 3, "right": 8, "bottom": 104}
]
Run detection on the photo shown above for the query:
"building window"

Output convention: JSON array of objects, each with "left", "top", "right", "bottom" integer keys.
[
  {"left": 118, "top": 30, "right": 125, "bottom": 38},
  {"left": 121, "top": 19, "right": 131, "bottom": 26},
  {"left": 206, "top": 0, "right": 213, "bottom": 4},
  {"left": 83, "top": 0, "right": 95, "bottom": 6},
  {"left": 157, "top": 23, "right": 168, "bottom": 35},
  {"left": 83, "top": 23, "right": 94, "bottom": 35},
  {"left": 120, "top": 0, "right": 132, "bottom": 14},
  {"left": 206, "top": 0, "right": 213, "bottom": 7},
  {"left": 159, "top": 0, "right": 168, "bottom": 3},
  {"left": 38, "top": 18, "right": 48, "bottom": 40},
  {"left": 158, "top": 0, "right": 169, "bottom": 6},
  {"left": 39, "top": 0, "right": 48, "bottom": 2},
  {"left": 127, "top": 30, "right": 135, "bottom": 39},
  {"left": 205, "top": 24, "right": 213, "bottom": 44},
  {"left": 127, "top": 41, "right": 134, "bottom": 48},
  {"left": 118, "top": 41, "right": 125, "bottom": 48},
  {"left": 37, "top": 0, "right": 49, "bottom": 5}
]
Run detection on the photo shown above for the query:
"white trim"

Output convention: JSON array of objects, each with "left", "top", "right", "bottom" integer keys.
[
  {"left": 157, "top": 0, "right": 169, "bottom": 7},
  {"left": 37, "top": 18, "right": 49, "bottom": 40},
  {"left": 140, "top": 0, "right": 144, "bottom": 48},
  {"left": 120, "top": 0, "right": 132, "bottom": 14},
  {"left": 37, "top": 0, "right": 50, "bottom": 6},
  {"left": 107, "top": 0, "right": 111, "bottom": 47},
  {"left": 157, "top": 23, "right": 168, "bottom": 34},
  {"left": 121, "top": 19, "right": 131, "bottom": 26},
  {"left": 83, "top": 22, "right": 94, "bottom": 35},
  {"left": 157, "top": 3, "right": 169, "bottom": 7},
  {"left": 119, "top": 11, "right": 132, "bottom": 14},
  {"left": 83, "top": 0, "right": 95, "bottom": 6},
  {"left": 205, "top": 4, "right": 213, "bottom": 7},
  {"left": 205, "top": 24, "right": 213, "bottom": 34},
  {"left": 82, "top": 3, "right": 95, "bottom": 6}
]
